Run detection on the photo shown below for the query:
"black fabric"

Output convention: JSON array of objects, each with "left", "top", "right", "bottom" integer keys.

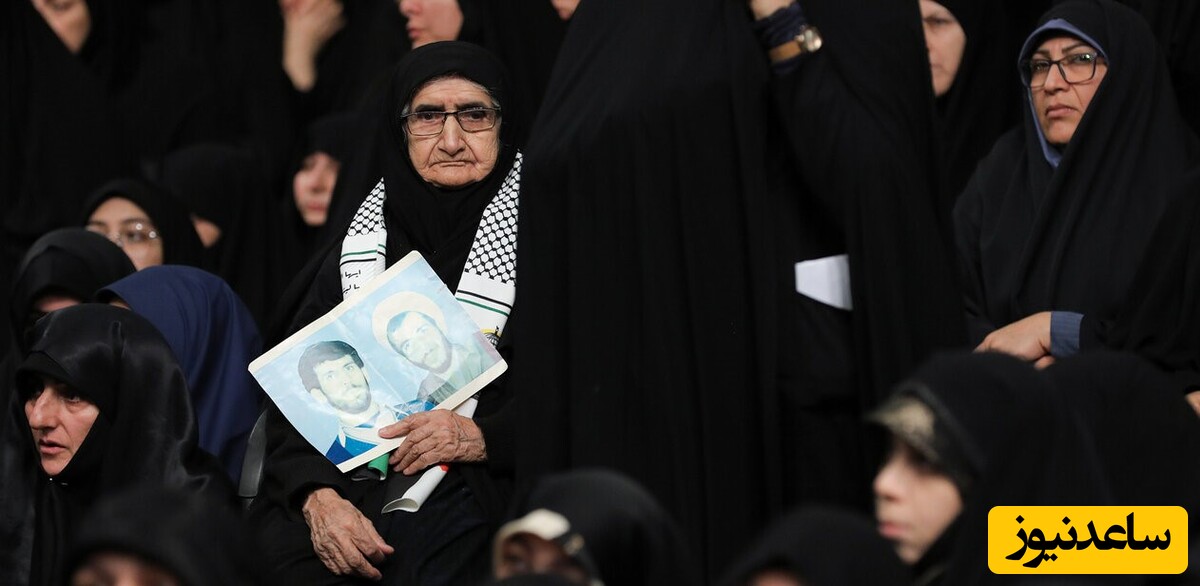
[
  {"left": 253, "top": 41, "right": 519, "bottom": 585},
  {"left": 65, "top": 485, "right": 266, "bottom": 586},
  {"left": 14, "top": 305, "right": 232, "bottom": 586},
  {"left": 1046, "top": 352, "right": 1200, "bottom": 510},
  {"left": 8, "top": 229, "right": 135, "bottom": 352},
  {"left": 934, "top": 0, "right": 1023, "bottom": 199},
  {"left": 1115, "top": 0, "right": 1200, "bottom": 134},
  {"left": 775, "top": 0, "right": 966, "bottom": 402},
  {"left": 718, "top": 506, "right": 909, "bottom": 586},
  {"left": 953, "top": 0, "right": 1200, "bottom": 344},
  {"left": 79, "top": 178, "right": 207, "bottom": 269},
  {"left": 507, "top": 469, "right": 701, "bottom": 586},
  {"left": 471, "top": 0, "right": 568, "bottom": 149},
  {"left": 154, "top": 143, "right": 276, "bottom": 327},
  {"left": 884, "top": 351, "right": 1124, "bottom": 586},
  {"left": 1080, "top": 169, "right": 1200, "bottom": 391},
  {"left": 510, "top": 1, "right": 780, "bottom": 579}
]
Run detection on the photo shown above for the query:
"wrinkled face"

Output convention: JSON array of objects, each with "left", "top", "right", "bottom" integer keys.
[
  {"left": 387, "top": 312, "right": 451, "bottom": 374},
  {"left": 874, "top": 438, "right": 963, "bottom": 564},
  {"left": 31, "top": 0, "right": 91, "bottom": 54},
  {"left": 71, "top": 552, "right": 181, "bottom": 586},
  {"left": 86, "top": 197, "right": 164, "bottom": 271},
  {"left": 312, "top": 355, "right": 372, "bottom": 414},
  {"left": 919, "top": 0, "right": 966, "bottom": 98},
  {"left": 405, "top": 77, "right": 502, "bottom": 189},
  {"left": 398, "top": 0, "right": 462, "bottom": 48},
  {"left": 25, "top": 377, "right": 99, "bottom": 478},
  {"left": 293, "top": 151, "right": 340, "bottom": 227},
  {"left": 550, "top": 0, "right": 580, "bottom": 20},
  {"left": 1030, "top": 36, "right": 1108, "bottom": 146},
  {"left": 495, "top": 533, "right": 589, "bottom": 585}
]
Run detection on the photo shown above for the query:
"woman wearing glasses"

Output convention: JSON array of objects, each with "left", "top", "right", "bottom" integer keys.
[
  {"left": 253, "top": 41, "right": 520, "bottom": 585},
  {"left": 80, "top": 179, "right": 206, "bottom": 271},
  {"left": 953, "top": 0, "right": 1199, "bottom": 367}
]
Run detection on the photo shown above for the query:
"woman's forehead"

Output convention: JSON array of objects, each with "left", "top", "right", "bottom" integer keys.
[{"left": 409, "top": 76, "right": 493, "bottom": 108}]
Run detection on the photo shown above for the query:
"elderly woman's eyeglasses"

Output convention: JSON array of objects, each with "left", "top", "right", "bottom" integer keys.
[
  {"left": 86, "top": 221, "right": 160, "bottom": 249},
  {"left": 1020, "top": 52, "right": 1105, "bottom": 89},
  {"left": 401, "top": 107, "right": 500, "bottom": 136}
]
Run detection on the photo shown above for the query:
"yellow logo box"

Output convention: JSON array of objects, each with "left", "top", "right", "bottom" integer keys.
[{"left": 988, "top": 506, "right": 1188, "bottom": 574}]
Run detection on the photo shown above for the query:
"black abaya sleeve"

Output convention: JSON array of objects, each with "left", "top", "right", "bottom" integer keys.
[{"left": 770, "top": 0, "right": 966, "bottom": 401}]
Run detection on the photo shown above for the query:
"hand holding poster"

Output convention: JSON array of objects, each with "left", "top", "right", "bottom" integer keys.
[{"left": 249, "top": 252, "right": 507, "bottom": 473}]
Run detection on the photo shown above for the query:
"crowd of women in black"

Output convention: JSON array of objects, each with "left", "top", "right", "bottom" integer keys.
[{"left": 3, "top": 0, "right": 1199, "bottom": 584}]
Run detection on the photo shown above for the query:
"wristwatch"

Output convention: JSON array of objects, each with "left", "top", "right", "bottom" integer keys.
[{"left": 768, "top": 24, "right": 823, "bottom": 63}]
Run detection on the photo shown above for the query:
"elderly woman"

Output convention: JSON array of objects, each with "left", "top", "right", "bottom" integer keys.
[
  {"left": 954, "top": 0, "right": 1199, "bottom": 366},
  {"left": 14, "top": 305, "right": 230, "bottom": 586},
  {"left": 254, "top": 41, "right": 521, "bottom": 585}
]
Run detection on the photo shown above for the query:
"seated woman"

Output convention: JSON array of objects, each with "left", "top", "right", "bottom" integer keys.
[
  {"left": 718, "top": 506, "right": 908, "bottom": 586},
  {"left": 81, "top": 178, "right": 206, "bottom": 270},
  {"left": 954, "top": 0, "right": 1199, "bottom": 366},
  {"left": 492, "top": 469, "right": 700, "bottom": 586},
  {"left": 253, "top": 41, "right": 523, "bottom": 585},
  {"left": 2, "top": 229, "right": 135, "bottom": 586},
  {"left": 98, "top": 265, "right": 264, "bottom": 482},
  {"left": 14, "top": 304, "right": 230, "bottom": 586},
  {"left": 870, "top": 351, "right": 1115, "bottom": 585}
]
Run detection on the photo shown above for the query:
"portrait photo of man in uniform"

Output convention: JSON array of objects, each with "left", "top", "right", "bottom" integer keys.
[
  {"left": 372, "top": 292, "right": 487, "bottom": 407},
  {"left": 297, "top": 340, "right": 430, "bottom": 464}
]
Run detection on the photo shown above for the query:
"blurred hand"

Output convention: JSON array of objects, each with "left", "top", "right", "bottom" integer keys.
[
  {"left": 302, "top": 488, "right": 394, "bottom": 580},
  {"left": 1186, "top": 390, "right": 1200, "bottom": 418},
  {"left": 281, "top": 0, "right": 346, "bottom": 90},
  {"left": 976, "top": 311, "right": 1055, "bottom": 368},
  {"left": 379, "top": 410, "right": 486, "bottom": 475}
]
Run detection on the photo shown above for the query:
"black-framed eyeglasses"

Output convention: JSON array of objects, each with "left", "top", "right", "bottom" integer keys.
[
  {"left": 86, "top": 221, "right": 160, "bottom": 249},
  {"left": 400, "top": 107, "right": 501, "bottom": 136},
  {"left": 1020, "top": 52, "right": 1106, "bottom": 89}
]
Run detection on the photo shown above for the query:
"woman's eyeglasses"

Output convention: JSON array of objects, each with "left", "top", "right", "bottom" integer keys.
[
  {"left": 87, "top": 221, "right": 160, "bottom": 249},
  {"left": 1020, "top": 52, "right": 1105, "bottom": 89},
  {"left": 401, "top": 107, "right": 500, "bottom": 136}
]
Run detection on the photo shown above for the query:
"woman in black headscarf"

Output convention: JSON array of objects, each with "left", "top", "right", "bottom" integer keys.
[
  {"left": 14, "top": 304, "right": 230, "bottom": 586},
  {"left": 492, "top": 469, "right": 701, "bottom": 586},
  {"left": 954, "top": 0, "right": 1199, "bottom": 364},
  {"left": 718, "top": 506, "right": 909, "bottom": 586},
  {"left": 1, "top": 229, "right": 135, "bottom": 586},
  {"left": 925, "top": 0, "right": 1022, "bottom": 199},
  {"left": 155, "top": 143, "right": 277, "bottom": 327},
  {"left": 66, "top": 486, "right": 266, "bottom": 586},
  {"left": 80, "top": 178, "right": 207, "bottom": 271},
  {"left": 870, "top": 351, "right": 1119, "bottom": 585},
  {"left": 252, "top": 41, "right": 521, "bottom": 586}
]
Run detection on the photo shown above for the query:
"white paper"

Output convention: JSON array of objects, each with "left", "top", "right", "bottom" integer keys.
[{"left": 794, "top": 254, "right": 853, "bottom": 310}]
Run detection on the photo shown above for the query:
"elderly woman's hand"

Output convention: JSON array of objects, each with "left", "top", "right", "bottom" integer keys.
[
  {"left": 379, "top": 410, "right": 486, "bottom": 475},
  {"left": 975, "top": 311, "right": 1056, "bottom": 368}
]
